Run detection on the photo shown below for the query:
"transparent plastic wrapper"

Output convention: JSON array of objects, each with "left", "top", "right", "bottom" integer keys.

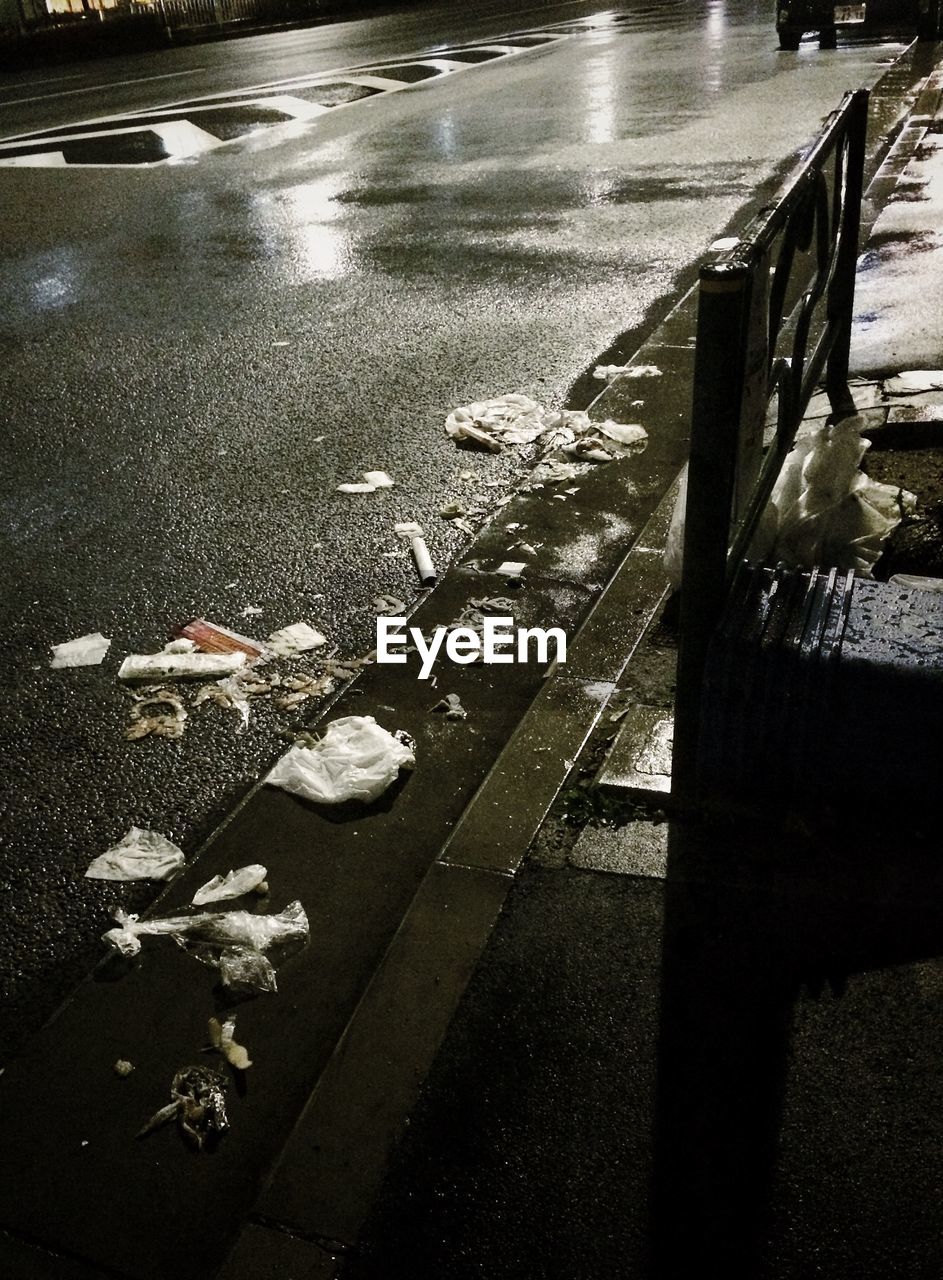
[
  {"left": 192, "top": 864, "right": 268, "bottom": 905},
  {"left": 86, "top": 828, "right": 185, "bottom": 882},
  {"left": 103, "top": 900, "right": 309, "bottom": 993},
  {"left": 763, "top": 419, "right": 916, "bottom": 574},
  {"left": 266, "top": 714, "right": 415, "bottom": 804}
]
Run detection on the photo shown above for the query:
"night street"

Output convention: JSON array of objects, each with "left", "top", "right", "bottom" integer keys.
[
  {"left": 0, "top": 0, "right": 910, "bottom": 1059},
  {"left": 1, "top": 2, "right": 942, "bottom": 1277}
]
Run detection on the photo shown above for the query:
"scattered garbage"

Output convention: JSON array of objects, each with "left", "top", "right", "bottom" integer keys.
[
  {"left": 114, "top": 1060, "right": 134, "bottom": 1077},
  {"left": 272, "top": 671, "right": 336, "bottom": 710},
  {"left": 710, "top": 236, "right": 741, "bottom": 251},
  {"left": 394, "top": 521, "right": 424, "bottom": 538},
  {"left": 119, "top": 651, "right": 247, "bottom": 682},
  {"left": 266, "top": 622, "right": 327, "bottom": 656},
  {"left": 762, "top": 418, "right": 916, "bottom": 574},
  {"left": 138, "top": 1065, "right": 229, "bottom": 1151},
  {"left": 193, "top": 674, "right": 252, "bottom": 730},
  {"left": 593, "top": 362, "right": 662, "bottom": 380},
  {"left": 597, "top": 421, "right": 648, "bottom": 447},
  {"left": 529, "top": 458, "right": 584, "bottom": 485},
  {"left": 177, "top": 619, "right": 266, "bottom": 660},
  {"left": 103, "top": 900, "right": 309, "bottom": 993},
  {"left": 883, "top": 370, "right": 943, "bottom": 394},
  {"left": 432, "top": 693, "right": 467, "bottom": 720},
  {"left": 266, "top": 715, "right": 415, "bottom": 805},
  {"left": 411, "top": 535, "right": 437, "bottom": 586},
  {"left": 337, "top": 470, "right": 395, "bottom": 493},
  {"left": 496, "top": 561, "right": 527, "bottom": 578},
  {"left": 192, "top": 865, "right": 268, "bottom": 906},
  {"left": 50, "top": 632, "right": 111, "bottom": 669},
  {"left": 208, "top": 1015, "right": 251, "bottom": 1071},
  {"left": 374, "top": 594, "right": 406, "bottom": 615},
  {"left": 440, "top": 499, "right": 483, "bottom": 536},
  {"left": 86, "top": 828, "right": 185, "bottom": 882},
  {"left": 444, "top": 395, "right": 647, "bottom": 483},
  {"left": 126, "top": 689, "right": 188, "bottom": 740},
  {"left": 446, "top": 395, "right": 546, "bottom": 447}
]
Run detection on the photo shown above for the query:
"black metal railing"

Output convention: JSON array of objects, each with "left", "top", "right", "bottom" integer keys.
[{"left": 671, "top": 87, "right": 869, "bottom": 808}]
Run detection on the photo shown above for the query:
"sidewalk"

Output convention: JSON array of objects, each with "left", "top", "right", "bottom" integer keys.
[
  {"left": 2, "top": 46, "right": 943, "bottom": 1280},
  {"left": 340, "top": 61, "right": 943, "bottom": 1280}
]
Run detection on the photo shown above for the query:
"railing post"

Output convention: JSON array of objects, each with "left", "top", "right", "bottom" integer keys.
[
  {"left": 826, "top": 87, "right": 868, "bottom": 403},
  {"left": 672, "top": 257, "right": 753, "bottom": 810}
]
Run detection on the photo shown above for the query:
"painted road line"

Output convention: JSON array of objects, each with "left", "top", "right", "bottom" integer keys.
[{"left": 0, "top": 67, "right": 208, "bottom": 111}]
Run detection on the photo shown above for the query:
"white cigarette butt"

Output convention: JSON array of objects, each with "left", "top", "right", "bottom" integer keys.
[{"left": 411, "top": 537, "right": 437, "bottom": 585}]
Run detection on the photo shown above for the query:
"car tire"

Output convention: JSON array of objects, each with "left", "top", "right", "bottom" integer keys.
[{"left": 778, "top": 29, "right": 802, "bottom": 49}]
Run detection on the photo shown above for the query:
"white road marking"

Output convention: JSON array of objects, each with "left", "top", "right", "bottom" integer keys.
[
  {"left": 151, "top": 119, "right": 225, "bottom": 158},
  {"left": 0, "top": 72, "right": 84, "bottom": 92},
  {"left": 0, "top": 67, "right": 208, "bottom": 110},
  {"left": 0, "top": 150, "right": 67, "bottom": 167}
]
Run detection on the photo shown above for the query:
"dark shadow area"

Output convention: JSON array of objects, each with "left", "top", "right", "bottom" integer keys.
[{"left": 653, "top": 815, "right": 943, "bottom": 1278}]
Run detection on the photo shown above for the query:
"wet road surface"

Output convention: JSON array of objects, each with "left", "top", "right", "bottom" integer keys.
[{"left": 0, "top": 0, "right": 910, "bottom": 1059}]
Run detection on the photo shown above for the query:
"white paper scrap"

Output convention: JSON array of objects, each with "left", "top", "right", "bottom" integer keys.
[
  {"left": 496, "top": 561, "right": 527, "bottom": 577},
  {"left": 50, "top": 632, "right": 111, "bottom": 669},
  {"left": 267, "top": 622, "right": 327, "bottom": 656},
  {"left": 362, "top": 471, "right": 394, "bottom": 488}
]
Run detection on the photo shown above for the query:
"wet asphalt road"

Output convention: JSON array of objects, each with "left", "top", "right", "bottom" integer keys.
[{"left": 0, "top": 1, "right": 909, "bottom": 1060}]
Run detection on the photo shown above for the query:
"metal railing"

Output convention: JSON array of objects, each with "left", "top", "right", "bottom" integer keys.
[{"left": 671, "top": 87, "right": 869, "bottom": 808}]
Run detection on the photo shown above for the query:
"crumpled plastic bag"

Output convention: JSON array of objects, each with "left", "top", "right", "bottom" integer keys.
[
  {"left": 86, "top": 828, "right": 185, "bottom": 882},
  {"left": 265, "top": 715, "right": 415, "bottom": 804},
  {"left": 763, "top": 419, "right": 916, "bottom": 574},
  {"left": 192, "top": 864, "right": 268, "bottom": 905},
  {"left": 664, "top": 420, "right": 916, "bottom": 585},
  {"left": 103, "top": 900, "right": 309, "bottom": 993}
]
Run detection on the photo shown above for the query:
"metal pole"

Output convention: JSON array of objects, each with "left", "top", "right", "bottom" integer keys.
[{"left": 671, "top": 256, "right": 752, "bottom": 811}]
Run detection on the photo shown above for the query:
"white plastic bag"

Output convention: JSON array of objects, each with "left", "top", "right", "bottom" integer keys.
[
  {"left": 86, "top": 828, "right": 185, "bottom": 882},
  {"left": 766, "top": 419, "right": 915, "bottom": 574},
  {"left": 265, "top": 715, "right": 415, "bottom": 804}
]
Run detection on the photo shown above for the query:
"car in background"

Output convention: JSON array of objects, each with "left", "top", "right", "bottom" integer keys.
[{"left": 776, "top": 0, "right": 941, "bottom": 49}]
